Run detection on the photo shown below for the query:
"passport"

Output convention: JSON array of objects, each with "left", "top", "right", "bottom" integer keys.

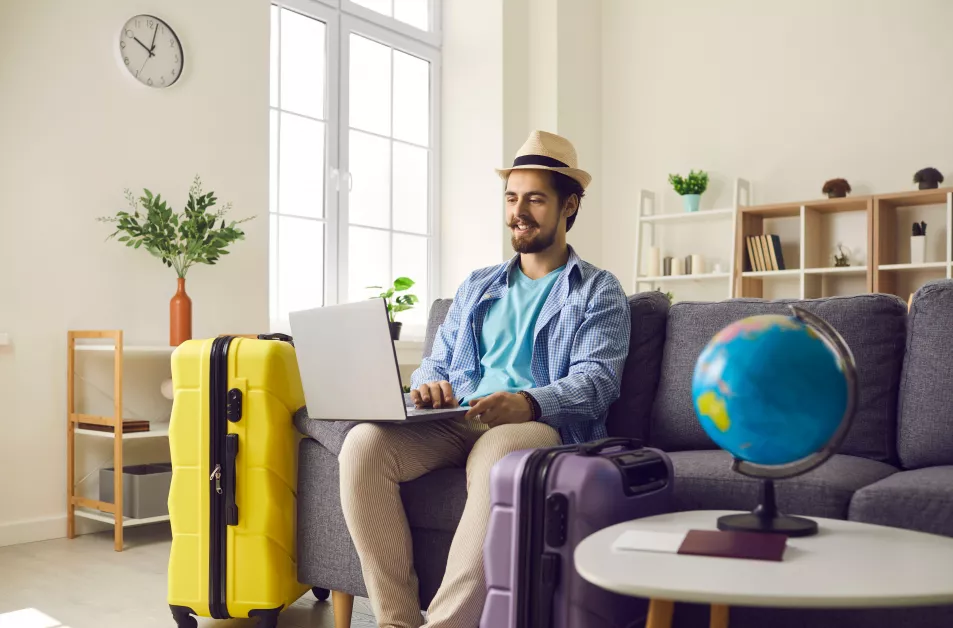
[{"left": 677, "top": 529, "right": 787, "bottom": 561}]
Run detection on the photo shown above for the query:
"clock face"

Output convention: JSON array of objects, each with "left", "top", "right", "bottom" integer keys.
[{"left": 119, "top": 15, "right": 183, "bottom": 88}]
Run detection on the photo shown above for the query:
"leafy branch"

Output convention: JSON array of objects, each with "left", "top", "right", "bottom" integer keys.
[{"left": 98, "top": 175, "right": 254, "bottom": 278}]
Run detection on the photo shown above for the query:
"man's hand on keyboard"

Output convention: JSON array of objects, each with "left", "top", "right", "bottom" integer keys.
[{"left": 411, "top": 381, "right": 458, "bottom": 409}]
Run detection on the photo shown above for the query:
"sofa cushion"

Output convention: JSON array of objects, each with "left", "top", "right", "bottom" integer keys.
[
  {"left": 669, "top": 450, "right": 897, "bottom": 519},
  {"left": 898, "top": 280, "right": 953, "bottom": 468},
  {"left": 849, "top": 466, "right": 953, "bottom": 537},
  {"left": 650, "top": 295, "right": 907, "bottom": 463},
  {"left": 606, "top": 290, "right": 670, "bottom": 442}
]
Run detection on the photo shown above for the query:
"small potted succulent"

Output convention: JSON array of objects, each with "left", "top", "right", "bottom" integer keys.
[
  {"left": 822, "top": 178, "right": 852, "bottom": 199},
  {"left": 368, "top": 277, "right": 419, "bottom": 340},
  {"left": 668, "top": 170, "right": 709, "bottom": 213},
  {"left": 913, "top": 167, "right": 944, "bottom": 190}
]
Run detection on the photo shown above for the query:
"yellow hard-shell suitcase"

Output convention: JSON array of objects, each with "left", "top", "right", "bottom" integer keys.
[{"left": 167, "top": 334, "right": 312, "bottom": 628}]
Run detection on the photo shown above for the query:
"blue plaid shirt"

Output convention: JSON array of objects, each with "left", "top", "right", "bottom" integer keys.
[{"left": 412, "top": 247, "right": 630, "bottom": 444}]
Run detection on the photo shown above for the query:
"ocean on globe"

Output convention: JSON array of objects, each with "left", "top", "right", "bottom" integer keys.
[{"left": 692, "top": 314, "right": 848, "bottom": 466}]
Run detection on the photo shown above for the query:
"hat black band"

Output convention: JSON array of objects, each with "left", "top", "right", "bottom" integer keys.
[{"left": 512, "top": 154, "right": 569, "bottom": 169}]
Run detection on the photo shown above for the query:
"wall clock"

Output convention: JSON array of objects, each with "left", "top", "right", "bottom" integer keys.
[{"left": 119, "top": 14, "right": 184, "bottom": 88}]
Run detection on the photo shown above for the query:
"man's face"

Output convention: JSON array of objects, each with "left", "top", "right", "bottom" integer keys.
[{"left": 504, "top": 170, "right": 571, "bottom": 254}]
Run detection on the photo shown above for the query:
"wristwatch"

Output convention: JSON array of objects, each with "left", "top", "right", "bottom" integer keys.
[{"left": 518, "top": 390, "right": 541, "bottom": 421}]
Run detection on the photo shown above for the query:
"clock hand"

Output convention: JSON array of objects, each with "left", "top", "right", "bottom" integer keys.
[
  {"left": 137, "top": 53, "right": 151, "bottom": 77},
  {"left": 133, "top": 36, "right": 155, "bottom": 57},
  {"left": 149, "top": 22, "right": 159, "bottom": 51}
]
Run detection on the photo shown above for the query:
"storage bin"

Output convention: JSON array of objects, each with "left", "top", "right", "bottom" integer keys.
[{"left": 100, "top": 463, "right": 173, "bottom": 519}]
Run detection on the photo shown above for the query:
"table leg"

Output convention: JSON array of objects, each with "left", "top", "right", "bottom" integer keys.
[
  {"left": 710, "top": 604, "right": 730, "bottom": 628},
  {"left": 646, "top": 599, "right": 674, "bottom": 628}
]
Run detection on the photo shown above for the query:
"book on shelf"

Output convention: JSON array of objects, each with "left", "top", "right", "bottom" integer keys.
[
  {"left": 77, "top": 420, "right": 151, "bottom": 433},
  {"left": 768, "top": 234, "right": 786, "bottom": 270},
  {"left": 759, "top": 235, "right": 774, "bottom": 271},
  {"left": 745, "top": 237, "right": 760, "bottom": 271}
]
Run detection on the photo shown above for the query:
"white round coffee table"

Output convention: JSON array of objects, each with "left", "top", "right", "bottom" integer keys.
[{"left": 575, "top": 510, "right": 953, "bottom": 628}]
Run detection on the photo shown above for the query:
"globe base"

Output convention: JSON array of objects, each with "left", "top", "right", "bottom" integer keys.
[
  {"left": 717, "top": 512, "right": 818, "bottom": 538},
  {"left": 717, "top": 479, "right": 819, "bottom": 537}
]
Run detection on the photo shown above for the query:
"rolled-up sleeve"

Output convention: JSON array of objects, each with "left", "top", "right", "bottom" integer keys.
[
  {"left": 527, "top": 275, "right": 630, "bottom": 427},
  {"left": 411, "top": 282, "right": 468, "bottom": 389}
]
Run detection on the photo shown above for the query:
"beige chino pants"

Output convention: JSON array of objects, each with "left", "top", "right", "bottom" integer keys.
[{"left": 339, "top": 417, "right": 561, "bottom": 628}]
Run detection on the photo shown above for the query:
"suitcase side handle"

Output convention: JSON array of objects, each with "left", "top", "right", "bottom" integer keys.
[
  {"left": 257, "top": 332, "right": 294, "bottom": 346},
  {"left": 225, "top": 434, "right": 239, "bottom": 526},
  {"left": 578, "top": 437, "right": 642, "bottom": 456}
]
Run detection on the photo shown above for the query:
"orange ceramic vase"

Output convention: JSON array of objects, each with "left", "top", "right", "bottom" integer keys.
[{"left": 170, "top": 277, "right": 192, "bottom": 346}]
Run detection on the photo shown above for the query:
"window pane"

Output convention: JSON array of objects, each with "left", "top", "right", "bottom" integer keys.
[
  {"left": 280, "top": 9, "right": 326, "bottom": 119},
  {"left": 269, "top": 110, "right": 278, "bottom": 213},
  {"left": 349, "top": 34, "right": 391, "bottom": 136},
  {"left": 394, "top": 0, "right": 429, "bottom": 31},
  {"left": 392, "top": 233, "right": 428, "bottom": 327},
  {"left": 352, "top": 0, "right": 392, "bottom": 18},
  {"left": 392, "top": 142, "right": 428, "bottom": 234},
  {"left": 349, "top": 130, "right": 391, "bottom": 229},
  {"left": 270, "top": 5, "right": 279, "bottom": 108},
  {"left": 349, "top": 227, "right": 391, "bottom": 302},
  {"left": 279, "top": 113, "right": 325, "bottom": 219},
  {"left": 277, "top": 216, "right": 324, "bottom": 321},
  {"left": 392, "top": 51, "right": 429, "bottom": 145}
]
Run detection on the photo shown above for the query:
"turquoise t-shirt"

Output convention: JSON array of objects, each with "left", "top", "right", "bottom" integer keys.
[{"left": 464, "top": 264, "right": 565, "bottom": 404}]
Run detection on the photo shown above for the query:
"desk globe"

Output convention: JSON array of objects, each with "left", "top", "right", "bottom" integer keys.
[{"left": 692, "top": 306, "right": 857, "bottom": 537}]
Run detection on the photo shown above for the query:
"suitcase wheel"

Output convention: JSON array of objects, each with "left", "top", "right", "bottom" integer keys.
[
  {"left": 170, "top": 606, "right": 196, "bottom": 628},
  {"left": 312, "top": 586, "right": 331, "bottom": 602}
]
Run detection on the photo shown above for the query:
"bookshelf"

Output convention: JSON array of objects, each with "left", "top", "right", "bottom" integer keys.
[
  {"left": 734, "top": 188, "right": 953, "bottom": 302},
  {"left": 633, "top": 178, "right": 751, "bottom": 302}
]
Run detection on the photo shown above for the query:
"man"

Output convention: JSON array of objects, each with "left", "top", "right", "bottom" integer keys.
[{"left": 339, "top": 130, "right": 631, "bottom": 628}]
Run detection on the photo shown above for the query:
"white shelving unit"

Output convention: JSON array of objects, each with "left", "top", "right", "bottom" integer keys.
[
  {"left": 633, "top": 178, "right": 752, "bottom": 301},
  {"left": 68, "top": 331, "right": 173, "bottom": 551}
]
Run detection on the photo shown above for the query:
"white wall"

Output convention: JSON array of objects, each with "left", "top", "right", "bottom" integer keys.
[
  {"left": 0, "top": 0, "right": 270, "bottom": 545},
  {"left": 440, "top": 0, "right": 605, "bottom": 294},
  {"left": 440, "top": 0, "right": 507, "bottom": 295},
  {"left": 601, "top": 0, "right": 953, "bottom": 290}
]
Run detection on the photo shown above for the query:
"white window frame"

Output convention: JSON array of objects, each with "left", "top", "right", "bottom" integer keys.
[
  {"left": 339, "top": 15, "right": 441, "bottom": 314},
  {"left": 271, "top": 0, "right": 441, "bottom": 337},
  {"left": 268, "top": 0, "right": 442, "bottom": 338}
]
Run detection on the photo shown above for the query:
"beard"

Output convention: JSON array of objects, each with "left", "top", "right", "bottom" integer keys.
[{"left": 509, "top": 216, "right": 558, "bottom": 254}]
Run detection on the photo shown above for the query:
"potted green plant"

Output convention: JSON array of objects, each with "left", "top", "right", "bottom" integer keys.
[
  {"left": 822, "top": 178, "right": 851, "bottom": 199},
  {"left": 668, "top": 170, "right": 709, "bottom": 212},
  {"left": 913, "top": 167, "right": 944, "bottom": 190},
  {"left": 98, "top": 175, "right": 254, "bottom": 346},
  {"left": 368, "top": 277, "right": 419, "bottom": 340}
]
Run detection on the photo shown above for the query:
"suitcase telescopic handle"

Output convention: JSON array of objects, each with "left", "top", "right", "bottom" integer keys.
[{"left": 578, "top": 437, "right": 642, "bottom": 456}]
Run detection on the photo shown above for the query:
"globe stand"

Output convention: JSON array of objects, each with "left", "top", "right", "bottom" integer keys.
[{"left": 717, "top": 479, "right": 818, "bottom": 537}]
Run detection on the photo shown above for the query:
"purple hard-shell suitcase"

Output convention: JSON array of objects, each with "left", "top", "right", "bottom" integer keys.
[{"left": 481, "top": 438, "right": 673, "bottom": 628}]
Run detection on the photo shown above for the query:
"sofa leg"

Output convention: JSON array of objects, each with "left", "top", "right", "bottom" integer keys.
[{"left": 332, "top": 590, "right": 354, "bottom": 628}]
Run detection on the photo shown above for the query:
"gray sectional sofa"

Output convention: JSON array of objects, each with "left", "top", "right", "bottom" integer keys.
[{"left": 296, "top": 281, "right": 953, "bottom": 628}]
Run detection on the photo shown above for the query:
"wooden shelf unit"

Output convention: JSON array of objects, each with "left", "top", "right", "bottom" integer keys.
[
  {"left": 733, "top": 188, "right": 953, "bottom": 301},
  {"left": 67, "top": 330, "right": 172, "bottom": 551},
  {"left": 873, "top": 189, "right": 953, "bottom": 298}
]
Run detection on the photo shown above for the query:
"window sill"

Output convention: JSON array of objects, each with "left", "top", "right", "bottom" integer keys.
[{"left": 394, "top": 340, "right": 424, "bottom": 365}]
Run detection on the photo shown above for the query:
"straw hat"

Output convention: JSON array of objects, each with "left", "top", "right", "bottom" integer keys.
[{"left": 496, "top": 130, "right": 592, "bottom": 190}]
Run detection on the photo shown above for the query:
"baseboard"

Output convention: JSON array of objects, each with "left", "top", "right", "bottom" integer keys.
[{"left": 0, "top": 515, "right": 66, "bottom": 548}]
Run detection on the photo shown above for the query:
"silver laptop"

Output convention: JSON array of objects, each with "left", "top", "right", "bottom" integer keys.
[{"left": 289, "top": 299, "right": 468, "bottom": 422}]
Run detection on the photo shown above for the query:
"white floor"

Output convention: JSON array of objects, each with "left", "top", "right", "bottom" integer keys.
[{"left": 0, "top": 525, "right": 378, "bottom": 628}]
